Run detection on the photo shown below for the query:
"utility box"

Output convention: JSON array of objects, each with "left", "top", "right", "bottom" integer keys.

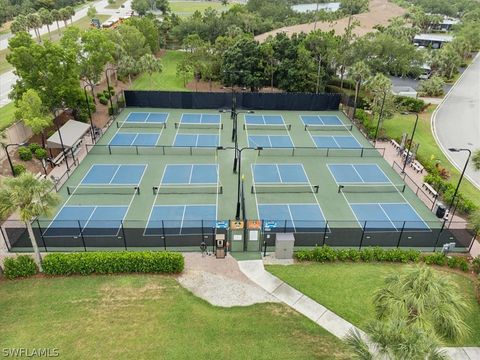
[
  {"left": 435, "top": 203, "right": 446, "bottom": 219},
  {"left": 215, "top": 234, "right": 226, "bottom": 259},
  {"left": 229, "top": 220, "right": 244, "bottom": 252},
  {"left": 246, "top": 220, "right": 262, "bottom": 251},
  {"left": 275, "top": 233, "right": 295, "bottom": 259}
]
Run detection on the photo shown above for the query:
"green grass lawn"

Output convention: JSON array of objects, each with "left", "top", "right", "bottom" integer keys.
[
  {"left": 170, "top": 1, "right": 232, "bottom": 16},
  {"left": 382, "top": 106, "right": 480, "bottom": 208},
  {"left": 105, "top": 0, "right": 127, "bottom": 9},
  {"left": 267, "top": 263, "right": 480, "bottom": 346},
  {"left": 0, "top": 15, "right": 110, "bottom": 75},
  {"left": 0, "top": 275, "right": 351, "bottom": 359},
  {"left": 0, "top": 102, "right": 17, "bottom": 131},
  {"left": 131, "top": 50, "right": 192, "bottom": 91}
]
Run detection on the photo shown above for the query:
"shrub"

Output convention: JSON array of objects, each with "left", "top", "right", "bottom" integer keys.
[
  {"left": 110, "top": 90, "right": 115, "bottom": 96},
  {"left": 34, "top": 148, "right": 48, "bottom": 160},
  {"left": 394, "top": 96, "right": 426, "bottom": 113},
  {"left": 473, "top": 257, "right": 480, "bottom": 274},
  {"left": 108, "top": 86, "right": 114, "bottom": 91},
  {"left": 28, "top": 143, "right": 41, "bottom": 153},
  {"left": 18, "top": 146, "right": 32, "bottom": 161},
  {"left": 422, "top": 252, "right": 447, "bottom": 266},
  {"left": 108, "top": 104, "right": 118, "bottom": 116},
  {"left": 2, "top": 256, "right": 37, "bottom": 279},
  {"left": 418, "top": 76, "right": 445, "bottom": 97},
  {"left": 98, "top": 96, "right": 108, "bottom": 105},
  {"left": 42, "top": 252, "right": 184, "bottom": 276},
  {"left": 13, "top": 164, "right": 26, "bottom": 176}
]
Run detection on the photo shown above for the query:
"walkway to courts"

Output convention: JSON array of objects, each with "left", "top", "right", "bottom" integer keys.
[{"left": 238, "top": 259, "right": 480, "bottom": 360}]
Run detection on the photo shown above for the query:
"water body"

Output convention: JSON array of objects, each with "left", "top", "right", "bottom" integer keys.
[{"left": 291, "top": 2, "right": 341, "bottom": 13}]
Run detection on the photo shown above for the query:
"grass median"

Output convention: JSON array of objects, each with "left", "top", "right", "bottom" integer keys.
[{"left": 0, "top": 274, "right": 351, "bottom": 359}]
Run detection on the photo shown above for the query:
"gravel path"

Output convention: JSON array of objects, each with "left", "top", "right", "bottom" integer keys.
[{"left": 177, "top": 253, "right": 279, "bottom": 307}]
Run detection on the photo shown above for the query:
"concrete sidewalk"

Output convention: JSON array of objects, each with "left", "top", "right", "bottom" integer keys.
[{"left": 238, "top": 259, "right": 480, "bottom": 360}]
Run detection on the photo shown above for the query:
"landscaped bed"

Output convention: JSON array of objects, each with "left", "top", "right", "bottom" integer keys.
[
  {"left": 266, "top": 262, "right": 480, "bottom": 346},
  {"left": 0, "top": 274, "right": 351, "bottom": 359}
]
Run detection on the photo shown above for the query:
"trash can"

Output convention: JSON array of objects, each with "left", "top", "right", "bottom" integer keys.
[{"left": 435, "top": 204, "right": 446, "bottom": 219}]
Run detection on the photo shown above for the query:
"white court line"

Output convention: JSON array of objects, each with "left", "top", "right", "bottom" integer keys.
[
  {"left": 108, "top": 165, "right": 122, "bottom": 184},
  {"left": 350, "top": 165, "right": 365, "bottom": 183},
  {"left": 331, "top": 136, "right": 341, "bottom": 148},
  {"left": 188, "top": 164, "right": 194, "bottom": 184},
  {"left": 377, "top": 204, "right": 398, "bottom": 230},
  {"left": 179, "top": 205, "right": 187, "bottom": 235}
]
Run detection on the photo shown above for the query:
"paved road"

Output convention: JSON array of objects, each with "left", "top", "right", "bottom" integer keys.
[
  {"left": 0, "top": 0, "right": 132, "bottom": 106},
  {"left": 433, "top": 53, "right": 480, "bottom": 189}
]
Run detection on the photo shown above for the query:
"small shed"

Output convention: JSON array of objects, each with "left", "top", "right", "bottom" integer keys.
[
  {"left": 47, "top": 120, "right": 91, "bottom": 150},
  {"left": 392, "top": 86, "right": 418, "bottom": 99}
]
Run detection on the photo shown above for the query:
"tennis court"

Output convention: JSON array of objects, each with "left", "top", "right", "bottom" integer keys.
[{"left": 16, "top": 105, "right": 447, "bottom": 252}]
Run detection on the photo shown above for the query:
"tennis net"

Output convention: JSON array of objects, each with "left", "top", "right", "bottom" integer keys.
[
  {"left": 243, "top": 124, "right": 292, "bottom": 131},
  {"left": 174, "top": 122, "right": 223, "bottom": 130},
  {"left": 153, "top": 185, "right": 223, "bottom": 194},
  {"left": 304, "top": 124, "right": 353, "bottom": 131},
  {"left": 338, "top": 184, "right": 406, "bottom": 193},
  {"left": 117, "top": 122, "right": 166, "bottom": 129},
  {"left": 67, "top": 186, "right": 140, "bottom": 195},
  {"left": 251, "top": 184, "right": 319, "bottom": 194}
]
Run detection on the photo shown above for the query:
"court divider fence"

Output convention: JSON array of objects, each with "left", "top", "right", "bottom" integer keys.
[
  {"left": 1, "top": 219, "right": 474, "bottom": 253},
  {"left": 124, "top": 91, "right": 341, "bottom": 111}
]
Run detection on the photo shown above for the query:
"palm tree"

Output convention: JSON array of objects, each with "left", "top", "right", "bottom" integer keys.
[
  {"left": 65, "top": 6, "right": 75, "bottom": 25},
  {"left": 138, "top": 54, "right": 162, "bottom": 89},
  {"left": 59, "top": 8, "right": 70, "bottom": 28},
  {"left": 345, "top": 320, "right": 448, "bottom": 360},
  {"left": 26, "top": 13, "right": 42, "bottom": 42},
  {"left": 0, "top": 173, "right": 60, "bottom": 272},
  {"left": 38, "top": 8, "right": 54, "bottom": 40},
  {"left": 349, "top": 61, "right": 370, "bottom": 121},
  {"left": 10, "top": 15, "right": 28, "bottom": 34},
  {"left": 118, "top": 55, "right": 138, "bottom": 85},
  {"left": 373, "top": 266, "right": 470, "bottom": 342},
  {"left": 51, "top": 9, "right": 61, "bottom": 33}
]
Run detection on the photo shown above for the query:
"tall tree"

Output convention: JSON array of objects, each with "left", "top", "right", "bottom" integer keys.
[
  {"left": 0, "top": 173, "right": 60, "bottom": 272},
  {"left": 51, "top": 9, "right": 61, "bottom": 33},
  {"left": 339, "top": 0, "right": 369, "bottom": 15},
  {"left": 349, "top": 61, "right": 370, "bottom": 120},
  {"left": 432, "top": 43, "right": 462, "bottom": 79},
  {"left": 65, "top": 6, "right": 75, "bottom": 24},
  {"left": 117, "top": 55, "right": 138, "bottom": 84},
  {"left": 132, "top": 0, "right": 150, "bottom": 16},
  {"left": 138, "top": 53, "right": 162, "bottom": 88},
  {"left": 59, "top": 7, "right": 70, "bottom": 28},
  {"left": 26, "top": 13, "right": 42, "bottom": 42},
  {"left": 176, "top": 56, "right": 193, "bottom": 87},
  {"left": 15, "top": 89, "right": 52, "bottom": 148},
  {"left": 10, "top": 15, "right": 28, "bottom": 34},
  {"left": 261, "top": 40, "right": 276, "bottom": 91},
  {"left": 38, "top": 8, "right": 53, "bottom": 40}
]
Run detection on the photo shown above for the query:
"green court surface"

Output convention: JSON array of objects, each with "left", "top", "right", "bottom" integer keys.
[{"left": 24, "top": 107, "right": 447, "bottom": 251}]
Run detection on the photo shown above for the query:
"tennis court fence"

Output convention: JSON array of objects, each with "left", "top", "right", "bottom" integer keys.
[{"left": 1, "top": 219, "right": 474, "bottom": 253}]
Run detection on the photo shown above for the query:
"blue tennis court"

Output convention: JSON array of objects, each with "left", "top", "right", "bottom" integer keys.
[
  {"left": 173, "top": 134, "right": 219, "bottom": 147},
  {"left": 109, "top": 133, "right": 160, "bottom": 146},
  {"left": 248, "top": 135, "right": 294, "bottom": 148},
  {"left": 245, "top": 114, "right": 284, "bottom": 125},
  {"left": 350, "top": 203, "right": 429, "bottom": 231},
  {"left": 162, "top": 164, "right": 218, "bottom": 184},
  {"left": 328, "top": 164, "right": 390, "bottom": 184},
  {"left": 145, "top": 205, "right": 217, "bottom": 235},
  {"left": 301, "top": 115, "right": 343, "bottom": 126},
  {"left": 258, "top": 203, "right": 327, "bottom": 232},
  {"left": 180, "top": 113, "right": 221, "bottom": 124},
  {"left": 81, "top": 164, "right": 146, "bottom": 185},
  {"left": 125, "top": 112, "right": 169, "bottom": 123},
  {"left": 313, "top": 135, "right": 361, "bottom": 149},
  {"left": 252, "top": 164, "right": 308, "bottom": 183},
  {"left": 43, "top": 206, "right": 128, "bottom": 237}
]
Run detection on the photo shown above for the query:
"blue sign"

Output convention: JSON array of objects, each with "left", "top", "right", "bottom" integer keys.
[
  {"left": 216, "top": 221, "right": 228, "bottom": 229},
  {"left": 264, "top": 221, "right": 277, "bottom": 230}
]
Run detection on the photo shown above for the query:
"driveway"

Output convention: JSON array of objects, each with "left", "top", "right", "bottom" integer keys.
[{"left": 432, "top": 53, "right": 480, "bottom": 189}]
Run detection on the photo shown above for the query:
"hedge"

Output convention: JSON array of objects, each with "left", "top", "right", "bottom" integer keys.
[
  {"left": 42, "top": 252, "right": 184, "bottom": 276},
  {"left": 295, "top": 246, "right": 471, "bottom": 272},
  {"left": 3, "top": 255, "right": 38, "bottom": 279},
  {"left": 18, "top": 147, "right": 32, "bottom": 161},
  {"left": 394, "top": 96, "right": 426, "bottom": 113}
]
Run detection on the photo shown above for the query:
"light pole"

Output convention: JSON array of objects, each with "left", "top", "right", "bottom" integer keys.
[
  {"left": 401, "top": 112, "right": 419, "bottom": 174},
  {"left": 3, "top": 142, "right": 26, "bottom": 176},
  {"left": 219, "top": 109, "right": 254, "bottom": 172},
  {"left": 217, "top": 146, "right": 262, "bottom": 220},
  {"left": 447, "top": 148, "right": 471, "bottom": 213},
  {"left": 105, "top": 67, "right": 116, "bottom": 115},
  {"left": 83, "top": 83, "right": 96, "bottom": 142},
  {"left": 373, "top": 90, "right": 387, "bottom": 147}
]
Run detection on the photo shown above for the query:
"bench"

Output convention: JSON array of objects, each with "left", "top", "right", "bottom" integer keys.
[
  {"left": 410, "top": 160, "right": 424, "bottom": 173},
  {"left": 390, "top": 139, "right": 400, "bottom": 149},
  {"left": 51, "top": 151, "right": 66, "bottom": 167},
  {"left": 422, "top": 182, "right": 438, "bottom": 198},
  {"left": 34, "top": 172, "right": 46, "bottom": 180}
]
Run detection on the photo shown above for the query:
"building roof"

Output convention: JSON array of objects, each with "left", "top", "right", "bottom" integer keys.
[
  {"left": 47, "top": 120, "right": 91, "bottom": 149},
  {"left": 392, "top": 86, "right": 417, "bottom": 95},
  {"left": 414, "top": 33, "right": 454, "bottom": 42}
]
